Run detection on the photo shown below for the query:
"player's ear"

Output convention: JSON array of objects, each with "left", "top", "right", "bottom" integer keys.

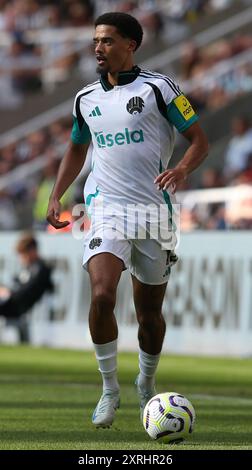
[{"left": 128, "top": 39, "right": 137, "bottom": 52}]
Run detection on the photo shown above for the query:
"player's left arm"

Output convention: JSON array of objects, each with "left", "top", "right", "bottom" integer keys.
[
  {"left": 155, "top": 122, "right": 209, "bottom": 193},
  {"left": 154, "top": 87, "right": 209, "bottom": 194}
]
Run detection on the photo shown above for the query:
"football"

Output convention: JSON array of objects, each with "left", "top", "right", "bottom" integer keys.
[{"left": 143, "top": 392, "right": 196, "bottom": 444}]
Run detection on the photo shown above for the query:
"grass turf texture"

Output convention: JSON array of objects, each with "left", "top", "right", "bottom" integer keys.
[{"left": 0, "top": 346, "right": 252, "bottom": 450}]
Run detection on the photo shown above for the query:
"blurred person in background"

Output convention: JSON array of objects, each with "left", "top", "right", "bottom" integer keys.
[
  {"left": 8, "top": 32, "right": 42, "bottom": 94},
  {"left": 33, "top": 154, "right": 73, "bottom": 229},
  {"left": 66, "top": 0, "right": 93, "bottom": 27},
  {"left": 0, "top": 233, "right": 53, "bottom": 341},
  {"left": 0, "top": 189, "right": 19, "bottom": 230},
  {"left": 200, "top": 168, "right": 225, "bottom": 188},
  {"left": 181, "top": 42, "right": 201, "bottom": 80},
  {"left": 239, "top": 152, "right": 252, "bottom": 184},
  {"left": 4, "top": 0, "right": 49, "bottom": 33},
  {"left": 224, "top": 115, "right": 252, "bottom": 181},
  {"left": 203, "top": 203, "right": 227, "bottom": 230}
]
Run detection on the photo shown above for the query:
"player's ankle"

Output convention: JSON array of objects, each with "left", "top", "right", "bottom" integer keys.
[
  {"left": 102, "top": 375, "right": 120, "bottom": 392},
  {"left": 102, "top": 387, "right": 120, "bottom": 394},
  {"left": 137, "top": 373, "right": 155, "bottom": 392}
]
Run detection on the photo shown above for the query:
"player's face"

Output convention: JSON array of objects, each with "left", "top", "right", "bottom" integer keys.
[{"left": 93, "top": 25, "right": 136, "bottom": 75}]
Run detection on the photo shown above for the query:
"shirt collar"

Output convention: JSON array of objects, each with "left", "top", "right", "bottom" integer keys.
[{"left": 100, "top": 65, "right": 141, "bottom": 91}]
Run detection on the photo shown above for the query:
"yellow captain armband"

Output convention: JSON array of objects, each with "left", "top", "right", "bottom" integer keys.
[{"left": 173, "top": 95, "right": 196, "bottom": 121}]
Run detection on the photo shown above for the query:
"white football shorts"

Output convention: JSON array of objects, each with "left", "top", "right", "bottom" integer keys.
[{"left": 83, "top": 224, "right": 177, "bottom": 285}]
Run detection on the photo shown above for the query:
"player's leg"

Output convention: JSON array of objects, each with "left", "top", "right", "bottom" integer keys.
[
  {"left": 88, "top": 252, "right": 124, "bottom": 427},
  {"left": 132, "top": 277, "right": 167, "bottom": 356},
  {"left": 89, "top": 252, "right": 123, "bottom": 344},
  {"left": 130, "top": 240, "right": 172, "bottom": 419},
  {"left": 132, "top": 277, "right": 167, "bottom": 418}
]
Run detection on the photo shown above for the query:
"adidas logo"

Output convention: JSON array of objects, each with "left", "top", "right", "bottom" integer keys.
[{"left": 89, "top": 106, "right": 102, "bottom": 117}]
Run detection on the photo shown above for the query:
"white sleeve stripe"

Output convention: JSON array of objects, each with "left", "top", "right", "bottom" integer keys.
[
  {"left": 140, "top": 70, "right": 181, "bottom": 96},
  {"left": 140, "top": 71, "right": 180, "bottom": 96},
  {"left": 75, "top": 81, "right": 100, "bottom": 98}
]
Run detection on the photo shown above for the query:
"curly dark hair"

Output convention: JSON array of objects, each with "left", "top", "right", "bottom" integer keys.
[{"left": 94, "top": 12, "right": 143, "bottom": 51}]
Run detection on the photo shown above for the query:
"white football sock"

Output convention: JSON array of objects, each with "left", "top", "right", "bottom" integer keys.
[
  {"left": 93, "top": 339, "right": 119, "bottom": 393},
  {"left": 138, "top": 348, "right": 160, "bottom": 392}
]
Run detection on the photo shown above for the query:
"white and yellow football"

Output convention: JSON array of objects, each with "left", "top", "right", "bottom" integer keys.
[{"left": 143, "top": 392, "right": 196, "bottom": 444}]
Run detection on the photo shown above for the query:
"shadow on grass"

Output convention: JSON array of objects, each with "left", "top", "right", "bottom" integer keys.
[
  {"left": 0, "top": 429, "right": 147, "bottom": 445},
  {"left": 0, "top": 429, "right": 252, "bottom": 447},
  {"left": 1, "top": 372, "right": 252, "bottom": 389},
  {"left": 0, "top": 401, "right": 140, "bottom": 410},
  {"left": 0, "top": 402, "right": 89, "bottom": 409},
  {"left": 1, "top": 400, "right": 252, "bottom": 413}
]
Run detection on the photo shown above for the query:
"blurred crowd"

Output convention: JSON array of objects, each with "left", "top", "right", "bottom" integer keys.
[
  {"left": 0, "top": 0, "right": 252, "bottom": 232},
  {"left": 180, "top": 114, "right": 252, "bottom": 231},
  {"left": 1, "top": 113, "right": 252, "bottom": 232},
  {"left": 0, "top": 0, "right": 237, "bottom": 33},
  {"left": 0, "top": 0, "right": 241, "bottom": 106},
  {"left": 181, "top": 35, "right": 252, "bottom": 112},
  {"left": 0, "top": 117, "right": 75, "bottom": 230},
  {"left": 0, "top": 0, "right": 93, "bottom": 31}
]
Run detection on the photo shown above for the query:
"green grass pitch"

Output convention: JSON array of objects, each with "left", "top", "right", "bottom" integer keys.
[{"left": 0, "top": 345, "right": 252, "bottom": 450}]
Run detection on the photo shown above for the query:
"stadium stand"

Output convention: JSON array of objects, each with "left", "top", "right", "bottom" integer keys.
[
  {"left": 0, "top": 0, "right": 243, "bottom": 111},
  {"left": 0, "top": 0, "right": 252, "bottom": 231}
]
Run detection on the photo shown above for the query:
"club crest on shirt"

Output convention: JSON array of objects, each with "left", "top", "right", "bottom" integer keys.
[
  {"left": 89, "top": 238, "right": 103, "bottom": 250},
  {"left": 126, "top": 96, "right": 145, "bottom": 115}
]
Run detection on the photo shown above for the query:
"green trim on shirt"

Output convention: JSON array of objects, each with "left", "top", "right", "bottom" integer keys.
[
  {"left": 159, "top": 160, "right": 173, "bottom": 222},
  {"left": 86, "top": 186, "right": 99, "bottom": 208},
  {"left": 167, "top": 96, "right": 199, "bottom": 133},
  {"left": 71, "top": 115, "right": 91, "bottom": 144},
  {"left": 85, "top": 186, "right": 99, "bottom": 219},
  {"left": 159, "top": 161, "right": 177, "bottom": 231}
]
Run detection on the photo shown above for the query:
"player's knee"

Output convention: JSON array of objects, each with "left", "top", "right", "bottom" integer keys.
[
  {"left": 91, "top": 287, "right": 116, "bottom": 313},
  {"left": 137, "top": 311, "right": 165, "bottom": 330}
]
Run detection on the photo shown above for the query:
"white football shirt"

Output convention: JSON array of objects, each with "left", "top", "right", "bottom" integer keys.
[{"left": 71, "top": 66, "right": 198, "bottom": 209}]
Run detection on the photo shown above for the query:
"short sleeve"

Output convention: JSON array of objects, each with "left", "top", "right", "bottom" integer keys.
[
  {"left": 71, "top": 93, "right": 91, "bottom": 144},
  {"left": 71, "top": 115, "right": 91, "bottom": 144},
  {"left": 166, "top": 94, "right": 199, "bottom": 133},
  {"left": 148, "top": 74, "right": 199, "bottom": 133}
]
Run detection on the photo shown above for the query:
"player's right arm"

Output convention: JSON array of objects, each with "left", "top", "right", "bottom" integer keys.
[
  {"left": 47, "top": 141, "right": 90, "bottom": 229},
  {"left": 47, "top": 92, "right": 92, "bottom": 229}
]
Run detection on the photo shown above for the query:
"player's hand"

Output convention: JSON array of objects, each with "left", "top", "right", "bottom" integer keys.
[
  {"left": 154, "top": 167, "right": 187, "bottom": 194},
  {"left": 46, "top": 197, "right": 70, "bottom": 229}
]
